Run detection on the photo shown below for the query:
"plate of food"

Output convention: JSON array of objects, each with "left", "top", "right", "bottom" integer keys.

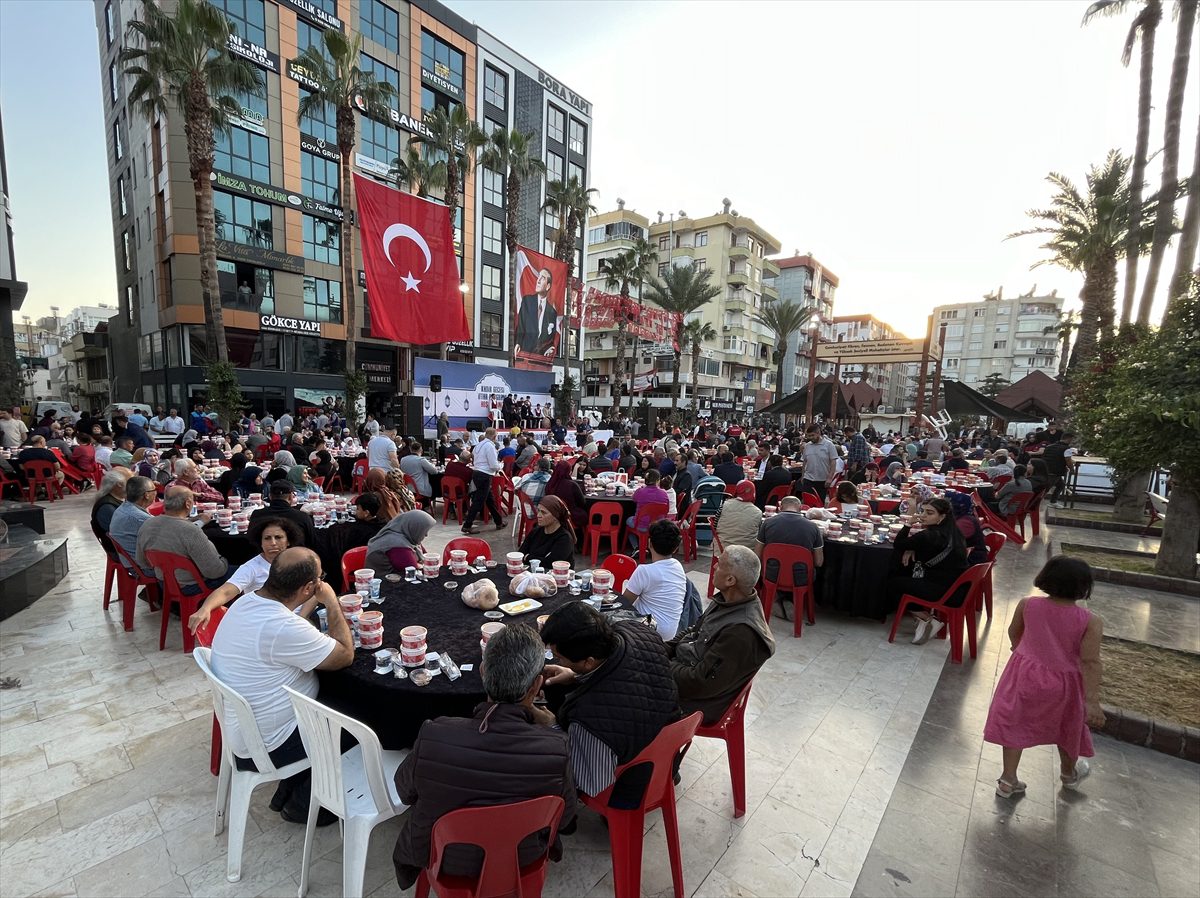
[{"left": 498, "top": 598, "right": 544, "bottom": 616}]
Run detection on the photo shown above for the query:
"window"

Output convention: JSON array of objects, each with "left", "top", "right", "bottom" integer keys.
[
  {"left": 217, "top": 260, "right": 274, "bottom": 314},
  {"left": 993, "top": 340, "right": 1007, "bottom": 349},
  {"left": 479, "top": 312, "right": 501, "bottom": 348},
  {"left": 482, "top": 217, "right": 503, "bottom": 255},
  {"left": 303, "top": 215, "right": 340, "bottom": 265},
  {"left": 109, "top": 62, "right": 119, "bottom": 104},
  {"left": 214, "top": 127, "right": 270, "bottom": 182},
  {"left": 695, "top": 258, "right": 707, "bottom": 272},
  {"left": 547, "top": 106, "right": 565, "bottom": 144},
  {"left": 568, "top": 161, "right": 583, "bottom": 185},
  {"left": 211, "top": 0, "right": 266, "bottom": 47},
  {"left": 359, "top": 0, "right": 399, "bottom": 53},
  {"left": 360, "top": 53, "right": 400, "bottom": 94},
  {"left": 295, "top": 335, "right": 346, "bottom": 373},
  {"left": 482, "top": 168, "right": 504, "bottom": 207},
  {"left": 299, "top": 89, "right": 337, "bottom": 143},
  {"left": 301, "top": 151, "right": 339, "bottom": 205},
  {"left": 546, "top": 152, "right": 563, "bottom": 185},
  {"left": 695, "top": 231, "right": 708, "bottom": 247},
  {"left": 658, "top": 262, "right": 670, "bottom": 277},
  {"left": 122, "top": 230, "right": 132, "bottom": 271},
  {"left": 420, "top": 30, "right": 465, "bottom": 94},
  {"left": 944, "top": 358, "right": 959, "bottom": 369},
  {"left": 995, "top": 323, "right": 1009, "bottom": 334},
  {"left": 113, "top": 120, "right": 123, "bottom": 160},
  {"left": 973, "top": 308, "right": 986, "bottom": 318},
  {"left": 484, "top": 66, "right": 507, "bottom": 108},
  {"left": 297, "top": 21, "right": 327, "bottom": 60},
  {"left": 104, "top": 1, "right": 114, "bottom": 45},
  {"left": 997, "top": 306, "right": 1010, "bottom": 316},
  {"left": 938, "top": 310, "right": 959, "bottom": 320},
  {"left": 484, "top": 117, "right": 503, "bottom": 137},
  {"left": 303, "top": 277, "right": 343, "bottom": 324},
  {"left": 481, "top": 264, "right": 502, "bottom": 301},
  {"left": 568, "top": 118, "right": 586, "bottom": 155},
  {"left": 658, "top": 235, "right": 670, "bottom": 251},
  {"left": 420, "top": 87, "right": 459, "bottom": 120},
  {"left": 947, "top": 325, "right": 964, "bottom": 337},
  {"left": 213, "top": 190, "right": 274, "bottom": 247},
  {"left": 117, "top": 176, "right": 128, "bottom": 217},
  {"left": 359, "top": 116, "right": 399, "bottom": 165}
]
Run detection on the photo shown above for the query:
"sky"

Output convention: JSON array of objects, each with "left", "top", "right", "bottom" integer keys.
[{"left": 1, "top": 0, "right": 1196, "bottom": 338}]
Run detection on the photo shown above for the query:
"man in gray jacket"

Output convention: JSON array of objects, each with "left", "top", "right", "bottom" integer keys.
[{"left": 136, "top": 486, "right": 232, "bottom": 592}]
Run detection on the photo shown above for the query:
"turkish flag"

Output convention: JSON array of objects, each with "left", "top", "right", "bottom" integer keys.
[{"left": 354, "top": 174, "right": 470, "bottom": 344}]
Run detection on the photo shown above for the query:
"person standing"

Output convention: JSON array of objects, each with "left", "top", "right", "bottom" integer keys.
[
  {"left": 461, "top": 427, "right": 505, "bottom": 534},
  {"left": 367, "top": 424, "right": 399, "bottom": 472},
  {"left": 799, "top": 425, "right": 838, "bottom": 502},
  {"left": 0, "top": 409, "right": 29, "bottom": 449}
]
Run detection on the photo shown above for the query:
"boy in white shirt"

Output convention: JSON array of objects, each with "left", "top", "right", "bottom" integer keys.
[{"left": 622, "top": 519, "right": 688, "bottom": 640}]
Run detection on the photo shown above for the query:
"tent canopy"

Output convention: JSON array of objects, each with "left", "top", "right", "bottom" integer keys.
[
  {"left": 757, "top": 381, "right": 853, "bottom": 418},
  {"left": 940, "top": 380, "right": 1044, "bottom": 422},
  {"left": 993, "top": 371, "right": 1062, "bottom": 418}
]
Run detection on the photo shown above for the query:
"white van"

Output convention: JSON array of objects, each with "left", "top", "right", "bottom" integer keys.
[
  {"left": 34, "top": 401, "right": 75, "bottom": 422},
  {"left": 101, "top": 402, "right": 154, "bottom": 421}
]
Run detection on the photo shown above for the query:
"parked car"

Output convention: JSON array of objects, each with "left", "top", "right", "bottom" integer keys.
[{"left": 100, "top": 402, "right": 153, "bottom": 421}]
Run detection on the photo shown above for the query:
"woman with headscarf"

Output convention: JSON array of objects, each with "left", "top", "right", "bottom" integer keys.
[
  {"left": 234, "top": 464, "right": 265, "bottom": 499},
  {"left": 266, "top": 449, "right": 297, "bottom": 484},
  {"left": 177, "top": 429, "right": 200, "bottom": 451},
  {"left": 364, "top": 468, "right": 405, "bottom": 521},
  {"left": 310, "top": 448, "right": 337, "bottom": 483},
  {"left": 544, "top": 460, "right": 588, "bottom": 533},
  {"left": 518, "top": 495, "right": 576, "bottom": 567},
  {"left": 366, "top": 509, "right": 436, "bottom": 575},
  {"left": 883, "top": 461, "right": 906, "bottom": 489},
  {"left": 384, "top": 469, "right": 418, "bottom": 512},
  {"left": 200, "top": 438, "right": 223, "bottom": 460},
  {"left": 215, "top": 451, "right": 246, "bottom": 496},
  {"left": 714, "top": 480, "right": 763, "bottom": 550},
  {"left": 288, "top": 463, "right": 324, "bottom": 499},
  {"left": 899, "top": 482, "right": 933, "bottom": 515},
  {"left": 946, "top": 489, "right": 989, "bottom": 564}
]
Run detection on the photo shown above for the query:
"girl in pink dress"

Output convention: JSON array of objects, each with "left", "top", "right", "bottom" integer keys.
[{"left": 984, "top": 557, "right": 1105, "bottom": 798}]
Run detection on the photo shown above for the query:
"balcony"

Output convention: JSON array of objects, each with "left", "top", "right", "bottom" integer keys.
[
  {"left": 762, "top": 258, "right": 780, "bottom": 277},
  {"left": 726, "top": 271, "right": 749, "bottom": 288},
  {"left": 221, "top": 289, "right": 272, "bottom": 313},
  {"left": 728, "top": 243, "right": 750, "bottom": 260},
  {"left": 762, "top": 284, "right": 779, "bottom": 301}
]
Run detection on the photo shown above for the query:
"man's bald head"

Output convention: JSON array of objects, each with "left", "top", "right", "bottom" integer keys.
[
  {"left": 162, "top": 485, "right": 194, "bottom": 514},
  {"left": 262, "top": 547, "right": 321, "bottom": 600},
  {"left": 779, "top": 495, "right": 802, "bottom": 512}
]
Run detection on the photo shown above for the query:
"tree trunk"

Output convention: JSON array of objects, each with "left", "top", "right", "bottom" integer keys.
[
  {"left": 1096, "top": 250, "right": 1117, "bottom": 342},
  {"left": 1167, "top": 108, "right": 1200, "bottom": 311},
  {"left": 610, "top": 308, "right": 628, "bottom": 418},
  {"left": 339, "top": 145, "right": 357, "bottom": 373},
  {"left": 184, "top": 84, "right": 228, "bottom": 364},
  {"left": 1155, "top": 481, "right": 1199, "bottom": 578},
  {"left": 506, "top": 171, "right": 521, "bottom": 365},
  {"left": 1112, "top": 471, "right": 1151, "bottom": 523},
  {"left": 1137, "top": 0, "right": 1196, "bottom": 325},
  {"left": 1068, "top": 276, "right": 1101, "bottom": 377},
  {"left": 1057, "top": 333, "right": 1070, "bottom": 379},
  {"left": 775, "top": 338, "right": 786, "bottom": 404},
  {"left": 1122, "top": 1, "right": 1160, "bottom": 328},
  {"left": 670, "top": 345, "right": 683, "bottom": 420},
  {"left": 689, "top": 341, "right": 701, "bottom": 424}
]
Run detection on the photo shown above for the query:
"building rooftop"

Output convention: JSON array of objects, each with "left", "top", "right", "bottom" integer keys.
[{"left": 772, "top": 252, "right": 840, "bottom": 287}]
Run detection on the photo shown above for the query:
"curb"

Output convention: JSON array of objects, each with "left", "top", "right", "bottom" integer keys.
[
  {"left": 1057, "top": 542, "right": 1200, "bottom": 597},
  {"left": 1046, "top": 513, "right": 1161, "bottom": 536},
  {"left": 1097, "top": 705, "right": 1200, "bottom": 764}
]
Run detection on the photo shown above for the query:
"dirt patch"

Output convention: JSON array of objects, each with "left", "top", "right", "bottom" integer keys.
[
  {"left": 1101, "top": 637, "right": 1200, "bottom": 728},
  {"left": 1061, "top": 544, "right": 1158, "bottom": 575},
  {"left": 1055, "top": 507, "right": 1159, "bottom": 529}
]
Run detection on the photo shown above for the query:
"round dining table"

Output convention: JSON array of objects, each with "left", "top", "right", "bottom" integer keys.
[
  {"left": 202, "top": 518, "right": 373, "bottom": 591},
  {"left": 814, "top": 536, "right": 896, "bottom": 620},
  {"left": 316, "top": 566, "right": 629, "bottom": 749}
]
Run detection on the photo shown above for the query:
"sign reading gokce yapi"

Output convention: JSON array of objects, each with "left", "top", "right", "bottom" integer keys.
[{"left": 581, "top": 287, "right": 681, "bottom": 349}]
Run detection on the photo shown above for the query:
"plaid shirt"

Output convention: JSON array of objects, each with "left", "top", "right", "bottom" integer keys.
[{"left": 845, "top": 433, "right": 871, "bottom": 470}]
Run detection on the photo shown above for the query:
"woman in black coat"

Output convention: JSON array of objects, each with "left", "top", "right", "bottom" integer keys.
[
  {"left": 518, "top": 495, "right": 576, "bottom": 567},
  {"left": 886, "top": 497, "right": 968, "bottom": 644}
]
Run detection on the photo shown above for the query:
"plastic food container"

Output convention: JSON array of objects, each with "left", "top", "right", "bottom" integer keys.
[
  {"left": 506, "top": 551, "right": 525, "bottom": 575},
  {"left": 400, "top": 644, "right": 427, "bottom": 666},
  {"left": 358, "top": 610, "right": 384, "bottom": 632},
  {"left": 591, "top": 569, "right": 614, "bottom": 597},
  {"left": 552, "top": 561, "right": 571, "bottom": 587},
  {"left": 480, "top": 621, "right": 505, "bottom": 643},
  {"left": 401, "top": 625, "right": 428, "bottom": 649},
  {"left": 339, "top": 594, "right": 363, "bottom": 615}
]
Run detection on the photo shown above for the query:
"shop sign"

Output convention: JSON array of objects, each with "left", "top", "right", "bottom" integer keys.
[
  {"left": 216, "top": 239, "right": 305, "bottom": 274},
  {"left": 358, "top": 345, "right": 397, "bottom": 389},
  {"left": 349, "top": 94, "right": 436, "bottom": 140},
  {"left": 286, "top": 59, "right": 321, "bottom": 92},
  {"left": 260, "top": 314, "right": 322, "bottom": 336},
  {"left": 709, "top": 400, "right": 735, "bottom": 412},
  {"left": 231, "top": 105, "right": 266, "bottom": 135},
  {"left": 538, "top": 70, "right": 591, "bottom": 116},
  {"left": 276, "top": 0, "right": 342, "bottom": 31},
  {"left": 300, "top": 133, "right": 340, "bottom": 163},
  {"left": 354, "top": 154, "right": 391, "bottom": 179},
  {"left": 420, "top": 66, "right": 464, "bottom": 102},
  {"left": 211, "top": 170, "right": 343, "bottom": 221},
  {"left": 446, "top": 341, "right": 475, "bottom": 356},
  {"left": 227, "top": 33, "right": 280, "bottom": 74},
  {"left": 584, "top": 374, "right": 609, "bottom": 385}
]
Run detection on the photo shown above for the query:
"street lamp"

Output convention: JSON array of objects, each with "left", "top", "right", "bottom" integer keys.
[{"left": 803, "top": 316, "right": 820, "bottom": 425}]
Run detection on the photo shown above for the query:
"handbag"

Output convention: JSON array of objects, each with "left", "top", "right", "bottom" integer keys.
[{"left": 912, "top": 541, "right": 953, "bottom": 580}]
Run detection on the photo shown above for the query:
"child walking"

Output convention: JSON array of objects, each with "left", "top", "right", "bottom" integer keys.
[{"left": 983, "top": 556, "right": 1106, "bottom": 798}]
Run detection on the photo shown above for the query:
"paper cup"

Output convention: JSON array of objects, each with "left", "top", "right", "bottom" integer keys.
[
  {"left": 591, "top": 569, "right": 613, "bottom": 597},
  {"left": 552, "top": 561, "right": 571, "bottom": 587},
  {"left": 401, "top": 626, "right": 428, "bottom": 649},
  {"left": 354, "top": 568, "right": 375, "bottom": 584},
  {"left": 480, "top": 621, "right": 505, "bottom": 642},
  {"left": 338, "top": 594, "right": 363, "bottom": 615},
  {"left": 400, "top": 644, "right": 427, "bottom": 666},
  {"left": 358, "top": 610, "right": 384, "bottom": 631}
]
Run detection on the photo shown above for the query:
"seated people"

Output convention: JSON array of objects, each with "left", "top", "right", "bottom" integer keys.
[
  {"left": 166, "top": 458, "right": 225, "bottom": 504},
  {"left": 714, "top": 480, "right": 763, "bottom": 550},
  {"left": 908, "top": 451, "right": 934, "bottom": 472},
  {"left": 939, "top": 448, "right": 970, "bottom": 474},
  {"left": 109, "top": 435, "right": 135, "bottom": 469},
  {"left": 391, "top": 624, "right": 577, "bottom": 890},
  {"left": 516, "top": 456, "right": 553, "bottom": 505},
  {"left": 399, "top": 442, "right": 440, "bottom": 504},
  {"left": 210, "top": 548, "right": 354, "bottom": 824},
  {"left": 627, "top": 469, "right": 671, "bottom": 532},
  {"left": 109, "top": 475, "right": 158, "bottom": 574},
  {"left": 996, "top": 465, "right": 1033, "bottom": 516},
  {"left": 443, "top": 449, "right": 474, "bottom": 489},
  {"left": 544, "top": 460, "right": 588, "bottom": 534},
  {"left": 17, "top": 435, "right": 64, "bottom": 486},
  {"left": 365, "top": 509, "right": 436, "bottom": 575},
  {"left": 187, "top": 517, "right": 304, "bottom": 634},
  {"left": 518, "top": 495, "right": 576, "bottom": 568},
  {"left": 712, "top": 452, "right": 745, "bottom": 486},
  {"left": 136, "top": 486, "right": 233, "bottom": 593},
  {"left": 833, "top": 480, "right": 860, "bottom": 513},
  {"left": 947, "top": 489, "right": 990, "bottom": 564},
  {"left": 755, "top": 454, "right": 792, "bottom": 508},
  {"left": 622, "top": 520, "right": 688, "bottom": 640},
  {"left": 667, "top": 546, "right": 775, "bottom": 723},
  {"left": 249, "top": 480, "right": 316, "bottom": 547},
  {"left": 344, "top": 493, "right": 386, "bottom": 543},
  {"left": 90, "top": 468, "right": 132, "bottom": 551},
  {"left": 755, "top": 495, "right": 824, "bottom": 618},
  {"left": 72, "top": 432, "right": 97, "bottom": 475},
  {"left": 539, "top": 603, "right": 679, "bottom": 803},
  {"left": 886, "top": 497, "right": 969, "bottom": 644}
]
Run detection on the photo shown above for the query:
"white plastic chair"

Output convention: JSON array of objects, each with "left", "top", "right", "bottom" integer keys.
[
  {"left": 283, "top": 686, "right": 409, "bottom": 898},
  {"left": 193, "top": 647, "right": 312, "bottom": 883}
]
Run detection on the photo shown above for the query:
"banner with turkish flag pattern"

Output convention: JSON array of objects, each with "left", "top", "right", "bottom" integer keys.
[{"left": 354, "top": 174, "right": 470, "bottom": 345}]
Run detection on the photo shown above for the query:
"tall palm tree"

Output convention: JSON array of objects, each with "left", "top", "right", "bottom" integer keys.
[
  {"left": 1008, "top": 151, "right": 1158, "bottom": 382},
  {"left": 292, "top": 30, "right": 395, "bottom": 373},
  {"left": 1043, "top": 310, "right": 1080, "bottom": 380},
  {"left": 602, "top": 238, "right": 657, "bottom": 417},
  {"left": 1083, "top": 0, "right": 1162, "bottom": 328},
  {"left": 410, "top": 104, "right": 486, "bottom": 241},
  {"left": 121, "top": 0, "right": 261, "bottom": 363},
  {"left": 643, "top": 265, "right": 722, "bottom": 419},
  {"left": 1137, "top": 0, "right": 1197, "bottom": 324},
  {"left": 390, "top": 141, "right": 442, "bottom": 198},
  {"left": 1168, "top": 108, "right": 1200, "bottom": 311},
  {"left": 543, "top": 176, "right": 596, "bottom": 280},
  {"left": 479, "top": 129, "right": 546, "bottom": 362},
  {"left": 682, "top": 318, "right": 718, "bottom": 424},
  {"left": 754, "top": 299, "right": 814, "bottom": 404}
]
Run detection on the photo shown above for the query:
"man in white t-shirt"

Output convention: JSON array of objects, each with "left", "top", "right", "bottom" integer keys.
[
  {"left": 210, "top": 548, "right": 354, "bottom": 824},
  {"left": 367, "top": 424, "right": 399, "bottom": 471},
  {"left": 622, "top": 519, "right": 688, "bottom": 640}
]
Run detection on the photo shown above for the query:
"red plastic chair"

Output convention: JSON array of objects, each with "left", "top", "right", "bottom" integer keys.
[
  {"left": 1005, "top": 491, "right": 1038, "bottom": 538},
  {"left": 96, "top": 533, "right": 121, "bottom": 614},
  {"left": 91, "top": 468, "right": 105, "bottom": 492},
  {"left": 677, "top": 499, "right": 701, "bottom": 562},
  {"left": 441, "top": 476, "right": 468, "bottom": 524},
  {"left": 443, "top": 537, "right": 492, "bottom": 565},
  {"left": 979, "top": 532, "right": 1006, "bottom": 620},
  {"left": 403, "top": 473, "right": 426, "bottom": 510},
  {"left": 759, "top": 544, "right": 817, "bottom": 637},
  {"left": 887, "top": 562, "right": 993, "bottom": 664},
  {"left": 695, "top": 681, "right": 754, "bottom": 818},
  {"left": 515, "top": 490, "right": 539, "bottom": 543},
  {"left": 323, "top": 466, "right": 345, "bottom": 494},
  {"left": 765, "top": 484, "right": 791, "bottom": 507},
  {"left": 0, "top": 465, "right": 22, "bottom": 499},
  {"left": 601, "top": 553, "right": 638, "bottom": 594},
  {"left": 707, "top": 520, "right": 725, "bottom": 599},
  {"left": 972, "top": 491, "right": 1025, "bottom": 545},
  {"left": 22, "top": 459, "right": 63, "bottom": 502},
  {"left": 582, "top": 712, "right": 703, "bottom": 898},
  {"left": 195, "top": 605, "right": 228, "bottom": 777},
  {"left": 626, "top": 502, "right": 670, "bottom": 562},
  {"left": 414, "top": 795, "right": 566, "bottom": 898},
  {"left": 501, "top": 456, "right": 515, "bottom": 478},
  {"left": 144, "top": 549, "right": 216, "bottom": 653},
  {"left": 50, "top": 449, "right": 85, "bottom": 494},
  {"left": 483, "top": 473, "right": 515, "bottom": 522},
  {"left": 341, "top": 546, "right": 368, "bottom": 592},
  {"left": 989, "top": 474, "right": 1013, "bottom": 490},
  {"left": 147, "top": 500, "right": 164, "bottom": 516},
  {"left": 351, "top": 459, "right": 368, "bottom": 494},
  {"left": 109, "top": 539, "right": 161, "bottom": 631},
  {"left": 583, "top": 500, "right": 624, "bottom": 565}
]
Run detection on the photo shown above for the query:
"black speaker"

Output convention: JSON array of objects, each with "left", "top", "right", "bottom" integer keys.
[
  {"left": 429, "top": 374, "right": 442, "bottom": 393},
  {"left": 464, "top": 418, "right": 487, "bottom": 431},
  {"left": 395, "top": 396, "right": 425, "bottom": 437}
]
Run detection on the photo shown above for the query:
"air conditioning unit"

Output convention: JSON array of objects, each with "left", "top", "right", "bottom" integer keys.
[{"left": 722, "top": 326, "right": 730, "bottom": 332}]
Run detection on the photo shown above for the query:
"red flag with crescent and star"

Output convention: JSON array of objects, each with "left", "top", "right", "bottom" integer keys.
[{"left": 354, "top": 173, "right": 470, "bottom": 344}]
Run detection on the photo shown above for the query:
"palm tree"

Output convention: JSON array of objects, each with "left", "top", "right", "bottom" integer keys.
[
  {"left": 682, "top": 318, "right": 718, "bottom": 423},
  {"left": 479, "top": 129, "right": 546, "bottom": 362},
  {"left": 1168, "top": 108, "right": 1200, "bottom": 311},
  {"left": 1083, "top": 0, "right": 1162, "bottom": 328},
  {"left": 1137, "top": 0, "right": 1197, "bottom": 324},
  {"left": 410, "top": 104, "right": 486, "bottom": 241},
  {"left": 292, "top": 29, "right": 395, "bottom": 374},
  {"left": 754, "top": 300, "right": 814, "bottom": 405},
  {"left": 121, "top": 0, "right": 261, "bottom": 363},
  {"left": 390, "top": 142, "right": 441, "bottom": 198},
  {"left": 1043, "top": 310, "right": 1080, "bottom": 379},
  {"left": 543, "top": 176, "right": 597, "bottom": 279},
  {"left": 1007, "top": 151, "right": 1158, "bottom": 382},
  {"left": 643, "top": 265, "right": 722, "bottom": 419},
  {"left": 602, "top": 238, "right": 657, "bottom": 417}
]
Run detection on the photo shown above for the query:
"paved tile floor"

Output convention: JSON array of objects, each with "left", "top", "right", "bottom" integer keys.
[{"left": 0, "top": 494, "right": 1196, "bottom": 898}]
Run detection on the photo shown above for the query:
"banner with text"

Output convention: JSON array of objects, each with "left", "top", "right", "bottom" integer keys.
[
  {"left": 414, "top": 358, "right": 554, "bottom": 430},
  {"left": 581, "top": 288, "right": 682, "bottom": 348}
]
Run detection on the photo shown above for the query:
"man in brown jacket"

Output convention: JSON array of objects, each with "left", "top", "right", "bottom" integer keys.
[
  {"left": 666, "top": 545, "right": 775, "bottom": 723},
  {"left": 392, "top": 624, "right": 576, "bottom": 889}
]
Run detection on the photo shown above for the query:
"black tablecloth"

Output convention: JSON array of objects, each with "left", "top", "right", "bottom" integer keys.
[
  {"left": 814, "top": 539, "right": 895, "bottom": 620},
  {"left": 317, "top": 567, "right": 622, "bottom": 749},
  {"left": 202, "top": 519, "right": 369, "bottom": 591}
]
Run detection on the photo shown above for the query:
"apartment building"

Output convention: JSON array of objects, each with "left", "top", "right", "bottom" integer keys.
[
  {"left": 772, "top": 252, "right": 838, "bottom": 396},
  {"left": 828, "top": 314, "right": 910, "bottom": 412},
  {"left": 94, "top": 0, "right": 591, "bottom": 415}
]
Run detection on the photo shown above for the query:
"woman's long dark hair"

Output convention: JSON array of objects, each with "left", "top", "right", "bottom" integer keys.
[{"left": 923, "top": 497, "right": 966, "bottom": 551}]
